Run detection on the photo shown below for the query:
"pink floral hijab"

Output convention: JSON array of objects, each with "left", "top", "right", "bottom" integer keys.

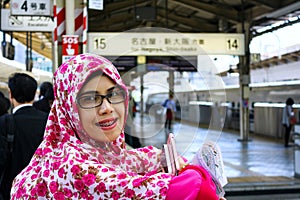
[{"left": 11, "top": 54, "right": 172, "bottom": 199}]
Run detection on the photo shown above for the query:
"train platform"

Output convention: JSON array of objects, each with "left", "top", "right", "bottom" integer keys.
[{"left": 127, "top": 113, "right": 300, "bottom": 199}]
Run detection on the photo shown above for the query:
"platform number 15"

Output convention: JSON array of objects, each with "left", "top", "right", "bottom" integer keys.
[
  {"left": 227, "top": 38, "right": 239, "bottom": 50},
  {"left": 94, "top": 38, "right": 107, "bottom": 49}
]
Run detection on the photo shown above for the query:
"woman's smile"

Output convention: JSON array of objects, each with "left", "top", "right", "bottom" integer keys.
[{"left": 96, "top": 117, "right": 118, "bottom": 130}]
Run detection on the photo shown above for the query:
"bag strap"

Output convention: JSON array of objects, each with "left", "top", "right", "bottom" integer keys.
[
  {"left": 0, "top": 114, "right": 15, "bottom": 185},
  {"left": 6, "top": 114, "right": 15, "bottom": 153}
]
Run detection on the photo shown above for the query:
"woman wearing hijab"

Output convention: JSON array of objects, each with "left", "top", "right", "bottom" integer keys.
[{"left": 11, "top": 54, "right": 224, "bottom": 200}]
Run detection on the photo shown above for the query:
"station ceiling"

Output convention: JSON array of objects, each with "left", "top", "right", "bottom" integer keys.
[
  {"left": 88, "top": 0, "right": 300, "bottom": 34},
  {"left": 8, "top": 0, "right": 300, "bottom": 67}
]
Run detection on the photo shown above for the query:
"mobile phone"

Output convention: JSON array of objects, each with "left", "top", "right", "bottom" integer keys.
[
  {"left": 161, "top": 133, "right": 179, "bottom": 175},
  {"left": 167, "top": 133, "right": 180, "bottom": 173},
  {"left": 161, "top": 144, "right": 172, "bottom": 173}
]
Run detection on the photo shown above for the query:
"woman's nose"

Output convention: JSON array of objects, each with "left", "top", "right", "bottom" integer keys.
[{"left": 98, "top": 98, "right": 113, "bottom": 115}]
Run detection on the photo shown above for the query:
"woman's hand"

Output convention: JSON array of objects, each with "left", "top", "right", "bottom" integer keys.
[{"left": 178, "top": 157, "right": 188, "bottom": 170}]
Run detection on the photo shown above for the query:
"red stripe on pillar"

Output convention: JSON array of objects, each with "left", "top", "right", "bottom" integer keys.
[
  {"left": 75, "top": 12, "right": 83, "bottom": 33},
  {"left": 82, "top": 15, "right": 87, "bottom": 44},
  {"left": 83, "top": 15, "right": 86, "bottom": 30},
  {"left": 57, "top": 7, "right": 65, "bottom": 31},
  {"left": 53, "top": 5, "right": 57, "bottom": 42}
]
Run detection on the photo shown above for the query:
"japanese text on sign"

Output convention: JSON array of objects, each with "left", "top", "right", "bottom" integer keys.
[
  {"left": 1, "top": 9, "right": 54, "bottom": 31},
  {"left": 11, "top": 0, "right": 53, "bottom": 16},
  {"left": 88, "top": 32, "right": 245, "bottom": 56}
]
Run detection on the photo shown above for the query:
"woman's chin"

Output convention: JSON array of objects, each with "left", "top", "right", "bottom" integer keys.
[{"left": 104, "top": 131, "right": 120, "bottom": 142}]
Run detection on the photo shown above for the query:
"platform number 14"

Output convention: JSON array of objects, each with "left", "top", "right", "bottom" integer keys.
[{"left": 227, "top": 38, "right": 239, "bottom": 50}]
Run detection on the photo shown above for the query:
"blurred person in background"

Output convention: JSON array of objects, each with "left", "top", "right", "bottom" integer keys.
[
  {"left": 124, "top": 93, "right": 141, "bottom": 148},
  {"left": 33, "top": 81, "right": 54, "bottom": 114},
  {"left": 0, "top": 73, "right": 48, "bottom": 200},
  {"left": 162, "top": 93, "right": 177, "bottom": 131},
  {"left": 0, "top": 92, "right": 10, "bottom": 116},
  {"left": 282, "top": 97, "right": 296, "bottom": 147}
]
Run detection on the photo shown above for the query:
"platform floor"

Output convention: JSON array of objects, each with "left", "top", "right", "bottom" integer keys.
[{"left": 127, "top": 113, "right": 300, "bottom": 198}]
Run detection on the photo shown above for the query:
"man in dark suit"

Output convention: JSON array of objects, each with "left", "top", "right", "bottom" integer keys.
[{"left": 0, "top": 73, "right": 48, "bottom": 200}]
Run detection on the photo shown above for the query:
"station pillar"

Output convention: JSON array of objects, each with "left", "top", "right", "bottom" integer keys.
[
  {"left": 65, "top": 0, "right": 75, "bottom": 35},
  {"left": 168, "top": 71, "right": 174, "bottom": 94},
  {"left": 237, "top": 22, "right": 251, "bottom": 141},
  {"left": 140, "top": 73, "right": 144, "bottom": 119}
]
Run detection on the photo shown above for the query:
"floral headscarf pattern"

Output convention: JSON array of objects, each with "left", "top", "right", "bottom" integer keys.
[{"left": 11, "top": 54, "right": 172, "bottom": 199}]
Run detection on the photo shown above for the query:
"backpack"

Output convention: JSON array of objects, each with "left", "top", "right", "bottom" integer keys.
[{"left": 0, "top": 114, "right": 15, "bottom": 187}]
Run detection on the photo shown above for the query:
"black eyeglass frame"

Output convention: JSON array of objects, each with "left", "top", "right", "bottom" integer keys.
[{"left": 76, "top": 89, "right": 126, "bottom": 109}]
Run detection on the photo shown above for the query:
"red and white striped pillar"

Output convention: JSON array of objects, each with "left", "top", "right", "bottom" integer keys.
[
  {"left": 82, "top": 0, "right": 88, "bottom": 53},
  {"left": 52, "top": 0, "right": 87, "bottom": 67},
  {"left": 52, "top": 0, "right": 59, "bottom": 71}
]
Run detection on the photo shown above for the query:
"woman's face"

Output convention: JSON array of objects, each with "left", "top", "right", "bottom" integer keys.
[{"left": 77, "top": 75, "right": 126, "bottom": 142}]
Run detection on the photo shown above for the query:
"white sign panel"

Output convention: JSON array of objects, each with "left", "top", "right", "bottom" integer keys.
[
  {"left": 88, "top": 32, "right": 245, "bottom": 56},
  {"left": 89, "top": 0, "right": 103, "bottom": 10},
  {"left": 11, "top": 0, "right": 53, "bottom": 16},
  {"left": 62, "top": 35, "right": 79, "bottom": 63},
  {"left": 1, "top": 9, "right": 54, "bottom": 32}
]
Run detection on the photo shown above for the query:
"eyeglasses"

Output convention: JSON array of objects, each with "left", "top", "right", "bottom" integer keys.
[{"left": 76, "top": 89, "right": 126, "bottom": 109}]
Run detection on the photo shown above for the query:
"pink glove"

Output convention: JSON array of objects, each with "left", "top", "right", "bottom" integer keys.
[{"left": 166, "top": 165, "right": 218, "bottom": 200}]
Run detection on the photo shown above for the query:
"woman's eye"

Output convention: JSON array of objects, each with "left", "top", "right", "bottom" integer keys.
[
  {"left": 111, "top": 90, "right": 124, "bottom": 97},
  {"left": 82, "top": 96, "right": 97, "bottom": 103},
  {"left": 111, "top": 91, "right": 119, "bottom": 97}
]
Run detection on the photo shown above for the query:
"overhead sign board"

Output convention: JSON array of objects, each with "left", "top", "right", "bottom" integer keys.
[
  {"left": 1, "top": 9, "right": 54, "bottom": 31},
  {"left": 10, "top": 0, "right": 53, "bottom": 16},
  {"left": 88, "top": 32, "right": 245, "bottom": 56},
  {"left": 103, "top": 56, "right": 197, "bottom": 72},
  {"left": 105, "top": 56, "right": 137, "bottom": 72},
  {"left": 146, "top": 56, "right": 197, "bottom": 72},
  {"left": 62, "top": 35, "right": 79, "bottom": 63}
]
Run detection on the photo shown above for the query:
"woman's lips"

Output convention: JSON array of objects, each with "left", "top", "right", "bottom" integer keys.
[{"left": 96, "top": 118, "right": 118, "bottom": 130}]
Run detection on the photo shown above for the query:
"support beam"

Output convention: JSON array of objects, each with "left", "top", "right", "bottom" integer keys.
[
  {"left": 65, "top": 0, "right": 75, "bottom": 35},
  {"left": 237, "top": 22, "right": 251, "bottom": 142},
  {"left": 140, "top": 73, "right": 144, "bottom": 119}
]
